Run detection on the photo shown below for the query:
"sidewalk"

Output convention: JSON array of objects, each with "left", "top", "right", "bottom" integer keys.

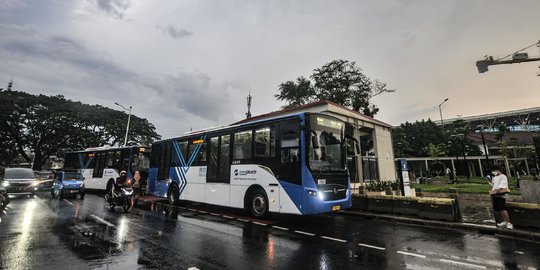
[{"left": 343, "top": 192, "right": 540, "bottom": 242}]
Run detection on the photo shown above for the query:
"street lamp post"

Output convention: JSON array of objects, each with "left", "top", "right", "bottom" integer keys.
[
  {"left": 114, "top": 102, "right": 132, "bottom": 146},
  {"left": 438, "top": 98, "right": 449, "bottom": 127},
  {"left": 476, "top": 125, "right": 490, "bottom": 169}
]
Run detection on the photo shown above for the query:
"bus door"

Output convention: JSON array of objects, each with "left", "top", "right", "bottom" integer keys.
[
  {"left": 277, "top": 119, "right": 302, "bottom": 213},
  {"left": 155, "top": 142, "right": 172, "bottom": 197}
]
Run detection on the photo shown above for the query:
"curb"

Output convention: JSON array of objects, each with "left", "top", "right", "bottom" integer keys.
[{"left": 339, "top": 210, "right": 540, "bottom": 243}]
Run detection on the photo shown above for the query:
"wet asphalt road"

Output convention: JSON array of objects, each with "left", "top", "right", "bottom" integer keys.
[{"left": 1, "top": 193, "right": 539, "bottom": 270}]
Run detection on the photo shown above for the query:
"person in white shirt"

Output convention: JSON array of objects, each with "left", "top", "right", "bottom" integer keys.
[{"left": 489, "top": 165, "right": 513, "bottom": 229}]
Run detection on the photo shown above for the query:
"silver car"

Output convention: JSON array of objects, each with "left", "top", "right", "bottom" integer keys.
[{"left": 1, "top": 168, "right": 39, "bottom": 196}]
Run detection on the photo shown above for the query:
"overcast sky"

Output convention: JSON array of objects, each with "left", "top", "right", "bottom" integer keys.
[{"left": 1, "top": 0, "right": 540, "bottom": 138}]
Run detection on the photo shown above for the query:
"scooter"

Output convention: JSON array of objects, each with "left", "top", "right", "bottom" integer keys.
[
  {"left": 104, "top": 180, "right": 133, "bottom": 213},
  {"left": 0, "top": 187, "right": 10, "bottom": 209}
]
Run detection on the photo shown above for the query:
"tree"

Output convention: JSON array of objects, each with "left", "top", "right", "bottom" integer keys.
[
  {"left": 392, "top": 119, "right": 447, "bottom": 157},
  {"left": 274, "top": 76, "right": 314, "bottom": 108},
  {"left": 0, "top": 90, "right": 161, "bottom": 170},
  {"left": 275, "top": 59, "right": 395, "bottom": 117},
  {"left": 424, "top": 143, "right": 447, "bottom": 176}
]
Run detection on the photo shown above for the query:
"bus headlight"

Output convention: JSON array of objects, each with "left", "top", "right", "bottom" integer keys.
[
  {"left": 307, "top": 189, "right": 324, "bottom": 200},
  {"left": 2, "top": 181, "right": 9, "bottom": 187}
]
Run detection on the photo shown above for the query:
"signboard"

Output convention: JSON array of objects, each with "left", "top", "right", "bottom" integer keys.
[{"left": 399, "top": 159, "right": 412, "bottom": 196}]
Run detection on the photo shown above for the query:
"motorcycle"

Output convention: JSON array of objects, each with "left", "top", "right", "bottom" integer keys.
[
  {"left": 0, "top": 187, "right": 10, "bottom": 209},
  {"left": 104, "top": 179, "right": 133, "bottom": 213}
]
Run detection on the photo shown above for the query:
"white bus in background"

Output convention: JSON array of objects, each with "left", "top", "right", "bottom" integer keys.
[{"left": 63, "top": 146, "right": 150, "bottom": 191}]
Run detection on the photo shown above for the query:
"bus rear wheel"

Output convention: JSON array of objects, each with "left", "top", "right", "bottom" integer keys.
[
  {"left": 168, "top": 184, "right": 180, "bottom": 206},
  {"left": 249, "top": 189, "right": 269, "bottom": 218}
]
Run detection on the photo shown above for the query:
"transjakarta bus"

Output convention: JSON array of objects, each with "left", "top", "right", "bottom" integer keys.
[
  {"left": 63, "top": 146, "right": 150, "bottom": 191},
  {"left": 148, "top": 112, "right": 352, "bottom": 217}
]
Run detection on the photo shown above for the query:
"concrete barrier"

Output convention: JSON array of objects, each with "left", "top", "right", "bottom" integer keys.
[
  {"left": 520, "top": 180, "right": 540, "bottom": 204},
  {"left": 507, "top": 202, "right": 540, "bottom": 229}
]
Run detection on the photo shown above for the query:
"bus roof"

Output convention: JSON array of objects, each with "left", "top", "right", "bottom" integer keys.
[
  {"left": 67, "top": 145, "right": 148, "bottom": 153},
  {"left": 156, "top": 112, "right": 341, "bottom": 144}
]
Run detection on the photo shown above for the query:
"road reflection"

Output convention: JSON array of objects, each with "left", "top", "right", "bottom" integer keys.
[{"left": 4, "top": 199, "right": 37, "bottom": 270}]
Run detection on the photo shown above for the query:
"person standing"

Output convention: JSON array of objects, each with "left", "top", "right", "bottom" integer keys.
[
  {"left": 489, "top": 165, "right": 513, "bottom": 229},
  {"left": 131, "top": 170, "right": 142, "bottom": 208}
]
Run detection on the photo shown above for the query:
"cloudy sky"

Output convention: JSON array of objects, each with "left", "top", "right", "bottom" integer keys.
[{"left": 1, "top": 0, "right": 540, "bottom": 138}]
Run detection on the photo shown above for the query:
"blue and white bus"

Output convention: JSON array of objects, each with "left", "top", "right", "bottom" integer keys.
[
  {"left": 147, "top": 112, "right": 352, "bottom": 217},
  {"left": 63, "top": 146, "right": 150, "bottom": 191}
]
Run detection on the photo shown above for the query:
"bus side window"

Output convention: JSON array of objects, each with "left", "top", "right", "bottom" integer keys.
[
  {"left": 218, "top": 134, "right": 231, "bottom": 182},
  {"left": 207, "top": 136, "right": 219, "bottom": 181},
  {"left": 233, "top": 130, "right": 252, "bottom": 160},
  {"left": 254, "top": 127, "right": 276, "bottom": 158},
  {"left": 150, "top": 143, "right": 160, "bottom": 168}
]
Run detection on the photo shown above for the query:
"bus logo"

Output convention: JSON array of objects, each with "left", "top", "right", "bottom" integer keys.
[{"left": 234, "top": 169, "right": 257, "bottom": 176}]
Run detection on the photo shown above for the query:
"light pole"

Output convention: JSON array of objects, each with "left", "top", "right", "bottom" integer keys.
[
  {"left": 115, "top": 102, "right": 132, "bottom": 146},
  {"left": 438, "top": 98, "right": 449, "bottom": 127},
  {"left": 476, "top": 124, "right": 490, "bottom": 169}
]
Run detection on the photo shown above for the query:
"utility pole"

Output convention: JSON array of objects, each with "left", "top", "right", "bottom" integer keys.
[
  {"left": 438, "top": 98, "right": 449, "bottom": 127},
  {"left": 246, "top": 90, "right": 252, "bottom": 119},
  {"left": 115, "top": 102, "right": 132, "bottom": 146}
]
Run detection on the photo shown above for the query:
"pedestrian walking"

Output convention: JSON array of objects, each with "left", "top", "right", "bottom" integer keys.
[{"left": 488, "top": 165, "right": 513, "bottom": 229}]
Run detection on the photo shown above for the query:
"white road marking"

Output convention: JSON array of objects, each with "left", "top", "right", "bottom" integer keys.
[
  {"left": 90, "top": 214, "right": 116, "bottom": 227},
  {"left": 197, "top": 210, "right": 208, "bottom": 214},
  {"left": 515, "top": 251, "right": 525, "bottom": 255},
  {"left": 187, "top": 267, "right": 200, "bottom": 270},
  {"left": 63, "top": 199, "right": 74, "bottom": 206},
  {"left": 294, "top": 230, "right": 315, "bottom": 236},
  {"left": 0, "top": 217, "right": 2, "bottom": 223},
  {"left": 358, "top": 243, "right": 386, "bottom": 251},
  {"left": 253, "top": 221, "right": 268, "bottom": 226},
  {"left": 397, "top": 251, "right": 426, "bottom": 259},
  {"left": 209, "top": 213, "right": 220, "bottom": 216},
  {"left": 440, "top": 259, "right": 486, "bottom": 269},
  {"left": 237, "top": 218, "right": 249, "bottom": 222},
  {"left": 272, "top": 226, "right": 289, "bottom": 231},
  {"left": 321, "top": 236, "right": 347, "bottom": 243},
  {"left": 222, "top": 215, "right": 235, "bottom": 219}
]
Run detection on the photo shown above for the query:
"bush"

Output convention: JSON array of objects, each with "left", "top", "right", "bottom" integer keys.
[{"left": 366, "top": 181, "right": 400, "bottom": 192}]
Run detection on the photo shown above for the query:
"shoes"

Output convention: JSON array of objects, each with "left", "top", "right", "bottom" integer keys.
[
  {"left": 496, "top": 221, "right": 507, "bottom": 227},
  {"left": 506, "top": 223, "right": 513, "bottom": 230}
]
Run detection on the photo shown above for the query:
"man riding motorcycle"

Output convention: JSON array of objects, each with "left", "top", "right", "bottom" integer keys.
[{"left": 114, "top": 170, "right": 129, "bottom": 195}]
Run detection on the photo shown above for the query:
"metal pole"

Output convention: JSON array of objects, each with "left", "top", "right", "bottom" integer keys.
[
  {"left": 124, "top": 106, "right": 132, "bottom": 146},
  {"left": 480, "top": 130, "right": 490, "bottom": 166},
  {"left": 115, "top": 102, "right": 132, "bottom": 147},
  {"left": 438, "top": 98, "right": 449, "bottom": 127}
]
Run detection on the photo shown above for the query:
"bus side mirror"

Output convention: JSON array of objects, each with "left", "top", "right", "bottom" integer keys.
[{"left": 311, "top": 135, "right": 320, "bottom": 149}]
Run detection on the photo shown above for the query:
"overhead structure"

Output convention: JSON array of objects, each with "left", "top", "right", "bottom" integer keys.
[{"left": 476, "top": 40, "right": 540, "bottom": 74}]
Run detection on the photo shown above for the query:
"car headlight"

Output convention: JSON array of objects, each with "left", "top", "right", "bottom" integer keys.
[{"left": 2, "top": 181, "right": 9, "bottom": 187}]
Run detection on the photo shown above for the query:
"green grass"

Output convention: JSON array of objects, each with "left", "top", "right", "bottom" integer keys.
[{"left": 411, "top": 176, "right": 521, "bottom": 195}]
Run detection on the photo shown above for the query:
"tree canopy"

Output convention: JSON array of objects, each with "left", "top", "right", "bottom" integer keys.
[
  {"left": 274, "top": 59, "right": 395, "bottom": 117},
  {"left": 0, "top": 90, "right": 161, "bottom": 170},
  {"left": 392, "top": 119, "right": 481, "bottom": 158}
]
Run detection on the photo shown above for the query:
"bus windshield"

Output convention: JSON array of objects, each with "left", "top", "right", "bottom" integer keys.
[{"left": 308, "top": 115, "right": 345, "bottom": 172}]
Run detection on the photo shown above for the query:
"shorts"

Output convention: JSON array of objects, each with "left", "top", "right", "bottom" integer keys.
[{"left": 492, "top": 196, "right": 506, "bottom": 211}]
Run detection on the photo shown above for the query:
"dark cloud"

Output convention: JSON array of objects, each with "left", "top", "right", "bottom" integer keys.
[
  {"left": 163, "top": 72, "right": 236, "bottom": 120},
  {"left": 156, "top": 24, "right": 193, "bottom": 39},
  {"left": 0, "top": 23, "right": 242, "bottom": 135},
  {"left": 96, "top": 0, "right": 130, "bottom": 19}
]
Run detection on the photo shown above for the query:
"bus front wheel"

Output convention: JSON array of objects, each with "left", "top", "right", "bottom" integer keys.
[
  {"left": 168, "top": 184, "right": 179, "bottom": 206},
  {"left": 249, "top": 189, "right": 269, "bottom": 218}
]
